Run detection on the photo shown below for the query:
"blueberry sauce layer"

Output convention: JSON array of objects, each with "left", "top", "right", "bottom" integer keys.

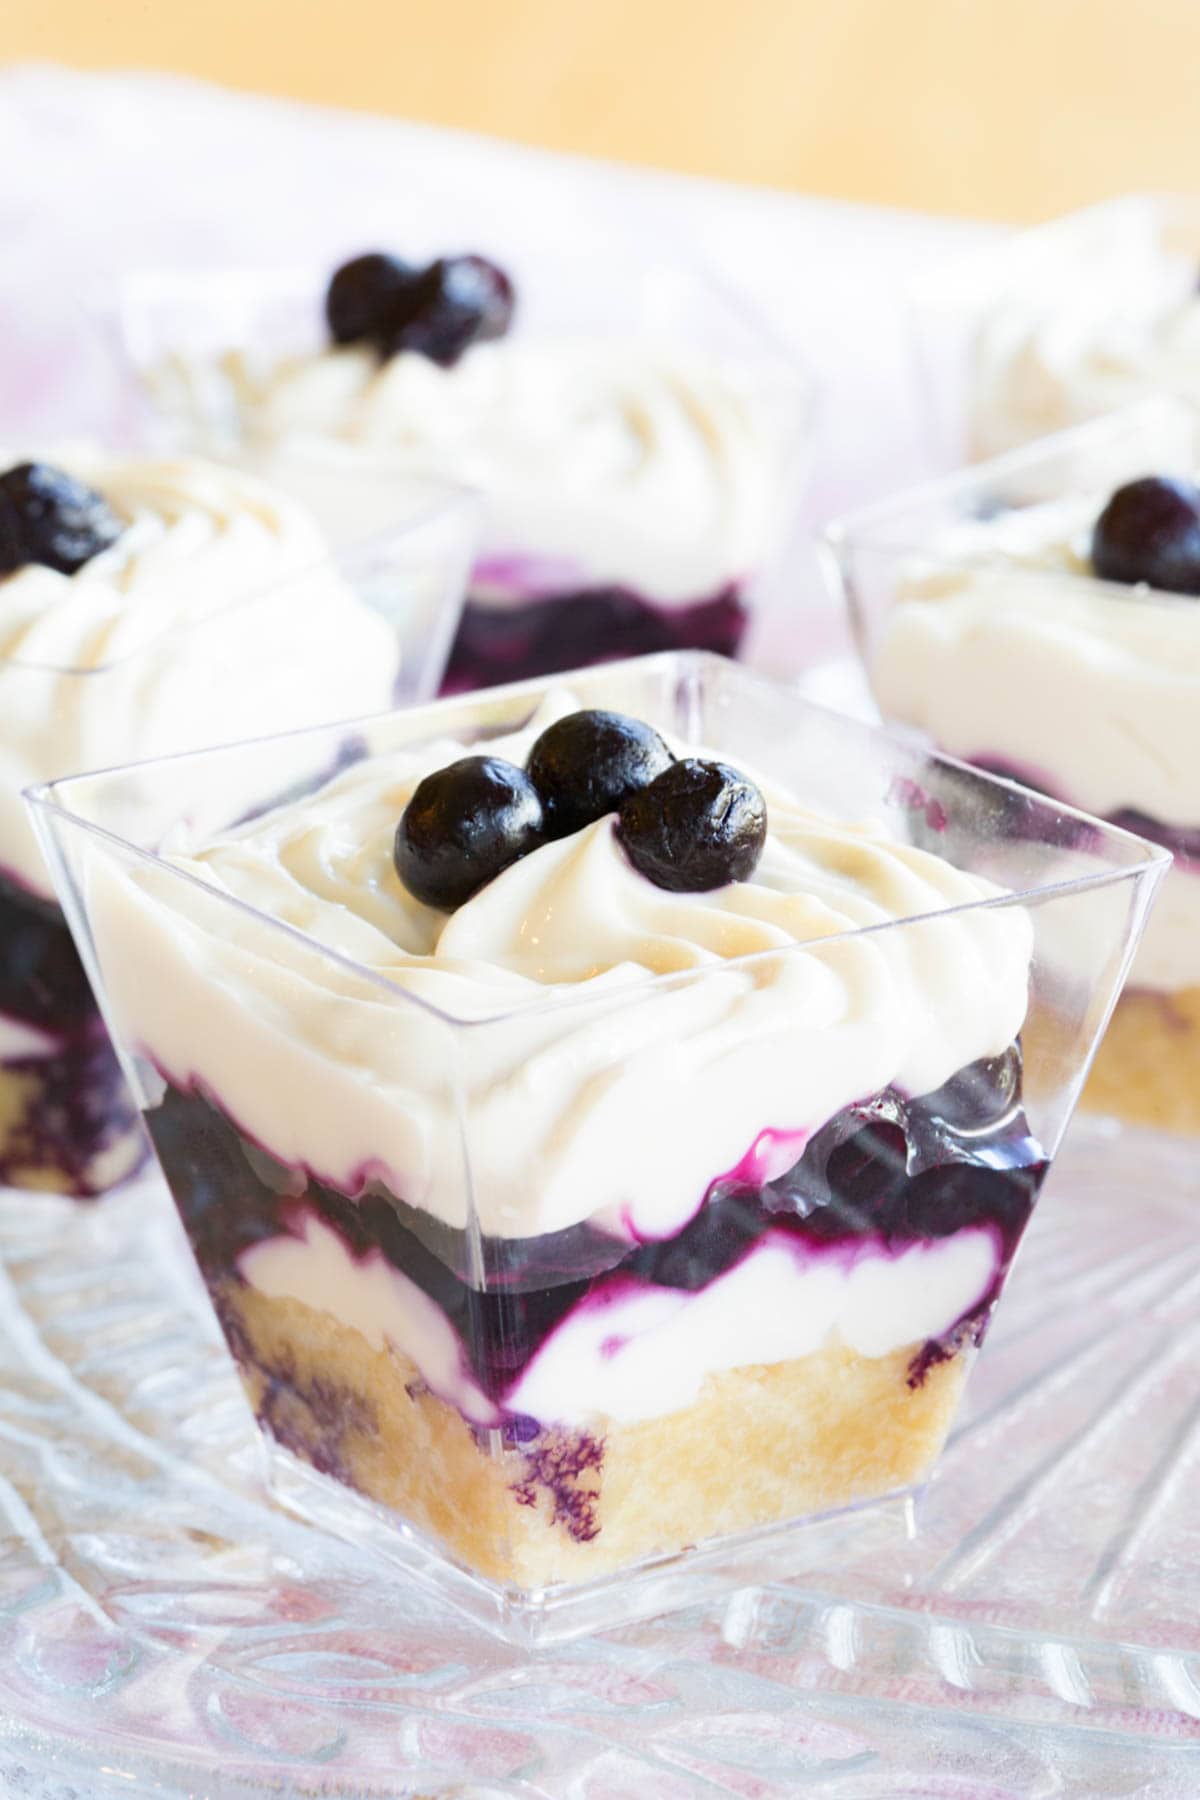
[
  {"left": 0, "top": 872, "right": 147, "bottom": 1195},
  {"left": 0, "top": 1018, "right": 146, "bottom": 1197},
  {"left": 971, "top": 758, "right": 1200, "bottom": 866},
  {"left": 0, "top": 870, "right": 99, "bottom": 1032},
  {"left": 440, "top": 582, "right": 749, "bottom": 694},
  {"left": 147, "top": 1044, "right": 1045, "bottom": 1398}
]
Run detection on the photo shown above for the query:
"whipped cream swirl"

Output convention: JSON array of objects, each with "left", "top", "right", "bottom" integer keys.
[
  {"left": 970, "top": 206, "right": 1200, "bottom": 458},
  {"left": 89, "top": 697, "right": 1034, "bottom": 1241},
  {"left": 175, "top": 334, "right": 795, "bottom": 605},
  {"left": 1, "top": 449, "right": 400, "bottom": 896}
]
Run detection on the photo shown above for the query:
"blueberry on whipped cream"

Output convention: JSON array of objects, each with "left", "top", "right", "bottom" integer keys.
[
  {"left": 526, "top": 709, "right": 674, "bottom": 838},
  {"left": 0, "top": 462, "right": 123, "bottom": 577},
  {"left": 1091, "top": 475, "right": 1200, "bottom": 595},
  {"left": 394, "top": 710, "right": 766, "bottom": 906},
  {"left": 395, "top": 755, "right": 546, "bottom": 910},
  {"left": 618, "top": 756, "right": 767, "bottom": 892},
  {"left": 324, "top": 249, "right": 515, "bottom": 368}
]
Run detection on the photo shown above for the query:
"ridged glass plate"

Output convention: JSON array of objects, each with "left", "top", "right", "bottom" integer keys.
[{"left": 0, "top": 1123, "right": 1198, "bottom": 1797}]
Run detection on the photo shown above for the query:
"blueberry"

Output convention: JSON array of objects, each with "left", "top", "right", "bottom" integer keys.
[
  {"left": 378, "top": 254, "right": 515, "bottom": 366},
  {"left": 394, "top": 755, "right": 545, "bottom": 910},
  {"left": 0, "top": 463, "right": 123, "bottom": 578},
  {"left": 618, "top": 758, "right": 767, "bottom": 892},
  {"left": 526, "top": 710, "right": 674, "bottom": 839},
  {"left": 325, "top": 252, "right": 420, "bottom": 346},
  {"left": 1091, "top": 475, "right": 1200, "bottom": 596}
]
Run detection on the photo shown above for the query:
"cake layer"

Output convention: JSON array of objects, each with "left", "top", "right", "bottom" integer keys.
[
  {"left": 1083, "top": 982, "right": 1200, "bottom": 1135},
  {"left": 222, "top": 1279, "right": 970, "bottom": 1591}
]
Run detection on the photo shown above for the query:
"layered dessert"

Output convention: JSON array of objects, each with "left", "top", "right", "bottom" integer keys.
[
  {"left": 869, "top": 470, "right": 1200, "bottom": 1132},
  {"left": 967, "top": 199, "right": 1200, "bottom": 459},
  {"left": 81, "top": 694, "right": 1048, "bottom": 1590},
  {"left": 0, "top": 449, "right": 402, "bottom": 1194},
  {"left": 143, "top": 250, "right": 800, "bottom": 690}
]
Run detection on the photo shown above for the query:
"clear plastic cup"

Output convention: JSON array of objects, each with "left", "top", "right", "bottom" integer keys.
[{"left": 28, "top": 650, "right": 1164, "bottom": 1639}]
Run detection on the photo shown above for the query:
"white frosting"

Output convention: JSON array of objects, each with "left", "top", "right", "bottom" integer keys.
[
  {"left": 870, "top": 495, "right": 1200, "bottom": 988},
  {"left": 239, "top": 1209, "right": 998, "bottom": 1428},
  {"left": 166, "top": 335, "right": 793, "bottom": 605},
  {"left": 0, "top": 1013, "right": 60, "bottom": 1060},
  {"left": 0, "top": 449, "right": 401, "bottom": 897},
  {"left": 969, "top": 206, "right": 1200, "bottom": 458},
  {"left": 87, "top": 695, "right": 1034, "bottom": 1241}
]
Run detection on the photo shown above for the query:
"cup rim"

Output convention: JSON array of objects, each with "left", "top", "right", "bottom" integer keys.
[
  {"left": 821, "top": 395, "right": 1200, "bottom": 618},
  {"left": 907, "top": 190, "right": 1200, "bottom": 311},
  {"left": 109, "top": 251, "right": 816, "bottom": 393},
  {"left": 25, "top": 650, "right": 1171, "bottom": 1032}
]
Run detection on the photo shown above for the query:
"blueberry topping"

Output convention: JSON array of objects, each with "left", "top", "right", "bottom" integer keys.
[
  {"left": 327, "top": 250, "right": 515, "bottom": 368},
  {"left": 394, "top": 755, "right": 545, "bottom": 911},
  {"left": 526, "top": 709, "right": 674, "bottom": 838},
  {"left": 377, "top": 254, "right": 515, "bottom": 366},
  {"left": 618, "top": 758, "right": 767, "bottom": 892},
  {"left": 1091, "top": 475, "right": 1200, "bottom": 596},
  {"left": 0, "top": 463, "right": 123, "bottom": 578},
  {"left": 325, "top": 251, "right": 420, "bottom": 346}
]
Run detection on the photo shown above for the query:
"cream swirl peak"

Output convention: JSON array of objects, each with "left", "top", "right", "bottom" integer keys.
[
  {"left": 208, "top": 335, "right": 787, "bottom": 604},
  {"left": 969, "top": 206, "right": 1200, "bottom": 458},
  {"left": 91, "top": 697, "right": 1034, "bottom": 1241},
  {"left": 0, "top": 447, "right": 401, "bottom": 895}
]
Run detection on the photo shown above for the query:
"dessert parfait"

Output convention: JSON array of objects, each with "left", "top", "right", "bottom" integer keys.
[
  {"left": 826, "top": 399, "right": 1200, "bottom": 1132},
  {"left": 119, "top": 247, "right": 810, "bottom": 690},
  {"left": 914, "top": 194, "right": 1200, "bottom": 464},
  {"left": 0, "top": 446, "right": 471, "bottom": 1195},
  {"left": 29, "top": 653, "right": 1163, "bottom": 1637}
]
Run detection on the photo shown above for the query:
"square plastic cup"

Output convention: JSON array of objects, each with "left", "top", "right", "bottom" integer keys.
[
  {"left": 911, "top": 194, "right": 1200, "bottom": 470},
  {"left": 27, "top": 651, "right": 1164, "bottom": 1641},
  {"left": 0, "top": 472, "right": 476, "bottom": 1199},
  {"left": 823, "top": 396, "right": 1200, "bottom": 1135},
  {"left": 108, "top": 250, "right": 815, "bottom": 690}
]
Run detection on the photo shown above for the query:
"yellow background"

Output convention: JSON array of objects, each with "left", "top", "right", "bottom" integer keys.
[{"left": 5, "top": 0, "right": 1196, "bottom": 221}]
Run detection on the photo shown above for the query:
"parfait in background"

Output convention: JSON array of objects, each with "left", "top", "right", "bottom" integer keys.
[
  {"left": 0, "top": 447, "right": 472, "bottom": 1195},
  {"left": 827, "top": 399, "right": 1199, "bottom": 1132},
  {"left": 122, "top": 245, "right": 812, "bottom": 691}
]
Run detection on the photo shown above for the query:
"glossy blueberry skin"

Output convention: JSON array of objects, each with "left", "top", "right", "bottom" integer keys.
[
  {"left": 394, "top": 755, "right": 546, "bottom": 911},
  {"left": 378, "top": 254, "right": 515, "bottom": 366},
  {"left": 1091, "top": 475, "right": 1200, "bottom": 596},
  {"left": 0, "top": 463, "right": 123, "bottom": 577},
  {"left": 526, "top": 709, "right": 674, "bottom": 838},
  {"left": 618, "top": 757, "right": 767, "bottom": 892},
  {"left": 324, "top": 252, "right": 420, "bottom": 347}
]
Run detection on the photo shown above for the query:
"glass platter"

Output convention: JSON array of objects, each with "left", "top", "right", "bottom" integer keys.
[{"left": 0, "top": 1123, "right": 1198, "bottom": 1798}]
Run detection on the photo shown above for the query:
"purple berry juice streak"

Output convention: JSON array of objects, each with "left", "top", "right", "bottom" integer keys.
[
  {"left": 146, "top": 1044, "right": 1045, "bottom": 1410},
  {"left": 0, "top": 872, "right": 145, "bottom": 1196},
  {"left": 971, "top": 758, "right": 1200, "bottom": 866},
  {"left": 511, "top": 1432, "right": 604, "bottom": 1543},
  {"left": 440, "top": 582, "right": 749, "bottom": 694}
]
